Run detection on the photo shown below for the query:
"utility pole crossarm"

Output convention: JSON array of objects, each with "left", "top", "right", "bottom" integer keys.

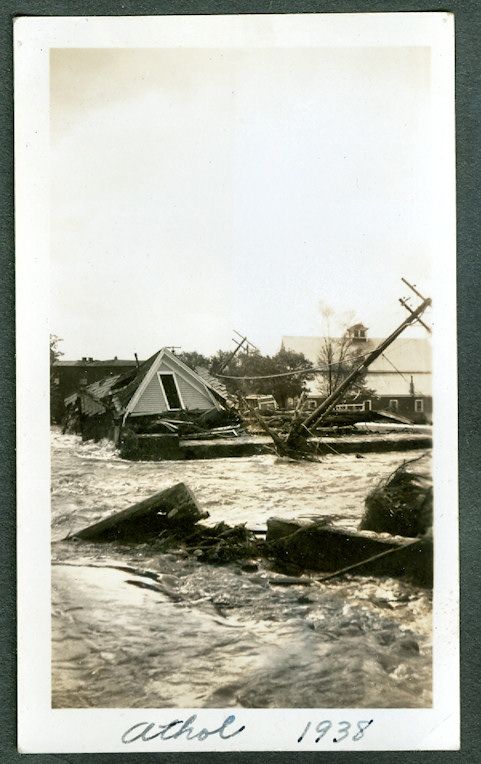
[
  {"left": 401, "top": 277, "right": 427, "bottom": 302},
  {"left": 286, "top": 295, "right": 432, "bottom": 447},
  {"left": 399, "top": 298, "right": 432, "bottom": 334},
  {"left": 216, "top": 331, "right": 259, "bottom": 373}
]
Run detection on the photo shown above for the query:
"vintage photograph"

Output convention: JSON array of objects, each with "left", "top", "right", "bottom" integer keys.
[
  {"left": 49, "top": 42, "right": 435, "bottom": 710},
  {"left": 16, "top": 13, "right": 458, "bottom": 752}
]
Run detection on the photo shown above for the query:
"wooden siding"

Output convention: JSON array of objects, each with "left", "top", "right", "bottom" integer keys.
[
  {"left": 131, "top": 361, "right": 215, "bottom": 415},
  {"left": 131, "top": 373, "right": 168, "bottom": 415}
]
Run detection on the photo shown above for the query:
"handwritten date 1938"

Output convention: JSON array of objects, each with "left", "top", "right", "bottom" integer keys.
[{"left": 298, "top": 719, "right": 374, "bottom": 744}]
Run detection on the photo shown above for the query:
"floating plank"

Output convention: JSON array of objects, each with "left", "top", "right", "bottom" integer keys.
[{"left": 71, "top": 483, "right": 207, "bottom": 542}]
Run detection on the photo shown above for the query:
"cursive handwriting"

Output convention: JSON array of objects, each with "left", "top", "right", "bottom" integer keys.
[{"left": 122, "top": 714, "right": 245, "bottom": 744}]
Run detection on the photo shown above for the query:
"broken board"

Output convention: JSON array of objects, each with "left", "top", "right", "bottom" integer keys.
[
  {"left": 71, "top": 482, "right": 207, "bottom": 543},
  {"left": 266, "top": 517, "right": 433, "bottom": 587}
]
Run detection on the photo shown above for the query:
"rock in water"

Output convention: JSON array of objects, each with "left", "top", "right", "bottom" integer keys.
[{"left": 359, "top": 452, "right": 432, "bottom": 537}]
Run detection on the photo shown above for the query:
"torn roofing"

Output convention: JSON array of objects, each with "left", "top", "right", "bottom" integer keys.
[
  {"left": 194, "top": 366, "right": 229, "bottom": 401},
  {"left": 108, "top": 351, "right": 160, "bottom": 410},
  {"left": 64, "top": 349, "right": 228, "bottom": 416},
  {"left": 63, "top": 351, "right": 158, "bottom": 413}
]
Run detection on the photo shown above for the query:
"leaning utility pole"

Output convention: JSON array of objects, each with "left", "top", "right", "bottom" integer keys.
[
  {"left": 285, "top": 289, "right": 431, "bottom": 451},
  {"left": 216, "top": 330, "right": 259, "bottom": 373}
]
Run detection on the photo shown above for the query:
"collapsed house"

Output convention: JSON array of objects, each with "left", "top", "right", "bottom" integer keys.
[
  {"left": 51, "top": 357, "right": 140, "bottom": 422},
  {"left": 63, "top": 347, "right": 230, "bottom": 443}
]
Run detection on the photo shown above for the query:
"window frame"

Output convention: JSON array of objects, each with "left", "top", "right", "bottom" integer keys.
[{"left": 157, "top": 371, "right": 185, "bottom": 411}]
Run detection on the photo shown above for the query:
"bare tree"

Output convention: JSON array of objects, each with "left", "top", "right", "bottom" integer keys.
[{"left": 316, "top": 305, "right": 369, "bottom": 398}]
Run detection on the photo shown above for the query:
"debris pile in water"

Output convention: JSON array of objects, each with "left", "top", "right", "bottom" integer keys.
[
  {"left": 70, "top": 462, "right": 433, "bottom": 586},
  {"left": 182, "top": 522, "right": 262, "bottom": 564},
  {"left": 71, "top": 482, "right": 261, "bottom": 564},
  {"left": 359, "top": 452, "right": 432, "bottom": 537}
]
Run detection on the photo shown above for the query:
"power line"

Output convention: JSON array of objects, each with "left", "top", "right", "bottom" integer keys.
[
  {"left": 216, "top": 367, "right": 321, "bottom": 381},
  {"left": 380, "top": 353, "right": 424, "bottom": 397}
]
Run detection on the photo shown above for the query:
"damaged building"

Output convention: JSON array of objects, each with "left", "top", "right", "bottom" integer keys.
[
  {"left": 63, "top": 347, "right": 230, "bottom": 443},
  {"left": 51, "top": 356, "right": 140, "bottom": 422},
  {"left": 282, "top": 325, "right": 432, "bottom": 423}
]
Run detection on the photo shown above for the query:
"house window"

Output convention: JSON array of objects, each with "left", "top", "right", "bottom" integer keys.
[
  {"left": 158, "top": 373, "right": 183, "bottom": 410},
  {"left": 415, "top": 399, "right": 424, "bottom": 413},
  {"left": 364, "top": 400, "right": 371, "bottom": 411},
  {"left": 389, "top": 399, "right": 398, "bottom": 411}
]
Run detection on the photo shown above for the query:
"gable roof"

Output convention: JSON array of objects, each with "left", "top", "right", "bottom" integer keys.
[
  {"left": 65, "top": 348, "right": 227, "bottom": 416},
  {"left": 281, "top": 336, "right": 431, "bottom": 374},
  {"left": 66, "top": 348, "right": 227, "bottom": 418}
]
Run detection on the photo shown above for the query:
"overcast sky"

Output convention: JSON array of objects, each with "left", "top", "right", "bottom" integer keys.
[{"left": 50, "top": 46, "right": 432, "bottom": 360}]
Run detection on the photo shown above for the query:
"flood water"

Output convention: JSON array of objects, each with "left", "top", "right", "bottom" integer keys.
[{"left": 51, "top": 429, "right": 432, "bottom": 709}]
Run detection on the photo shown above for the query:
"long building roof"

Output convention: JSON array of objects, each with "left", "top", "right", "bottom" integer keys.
[
  {"left": 54, "top": 358, "right": 139, "bottom": 367},
  {"left": 282, "top": 336, "right": 431, "bottom": 373}
]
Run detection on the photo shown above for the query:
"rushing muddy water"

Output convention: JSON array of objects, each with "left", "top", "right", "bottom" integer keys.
[{"left": 51, "top": 429, "right": 432, "bottom": 708}]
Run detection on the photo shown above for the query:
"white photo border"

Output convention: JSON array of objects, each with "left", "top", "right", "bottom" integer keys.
[{"left": 15, "top": 12, "right": 458, "bottom": 753}]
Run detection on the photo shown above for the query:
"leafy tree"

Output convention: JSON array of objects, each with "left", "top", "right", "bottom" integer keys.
[
  {"left": 50, "top": 334, "right": 63, "bottom": 365},
  {"left": 177, "top": 350, "right": 211, "bottom": 371},
  {"left": 209, "top": 348, "right": 247, "bottom": 375},
  {"left": 214, "top": 347, "right": 312, "bottom": 409},
  {"left": 269, "top": 348, "right": 314, "bottom": 408}
]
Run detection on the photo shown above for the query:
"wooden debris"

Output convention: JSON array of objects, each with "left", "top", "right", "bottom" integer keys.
[
  {"left": 71, "top": 483, "right": 208, "bottom": 542},
  {"left": 183, "top": 522, "right": 261, "bottom": 564},
  {"left": 268, "top": 576, "right": 311, "bottom": 587},
  {"left": 359, "top": 452, "right": 432, "bottom": 537},
  {"left": 266, "top": 517, "right": 311, "bottom": 543},
  {"left": 316, "top": 538, "right": 423, "bottom": 583},
  {"left": 267, "top": 519, "right": 432, "bottom": 586}
]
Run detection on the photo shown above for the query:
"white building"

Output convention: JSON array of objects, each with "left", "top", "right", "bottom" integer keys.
[{"left": 282, "top": 325, "right": 432, "bottom": 421}]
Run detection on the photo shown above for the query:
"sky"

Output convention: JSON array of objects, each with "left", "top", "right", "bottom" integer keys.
[{"left": 50, "top": 46, "right": 433, "bottom": 360}]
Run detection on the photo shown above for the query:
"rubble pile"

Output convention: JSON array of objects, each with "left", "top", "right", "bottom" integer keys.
[
  {"left": 69, "top": 465, "right": 433, "bottom": 586},
  {"left": 182, "top": 522, "right": 262, "bottom": 564},
  {"left": 359, "top": 452, "right": 432, "bottom": 537}
]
